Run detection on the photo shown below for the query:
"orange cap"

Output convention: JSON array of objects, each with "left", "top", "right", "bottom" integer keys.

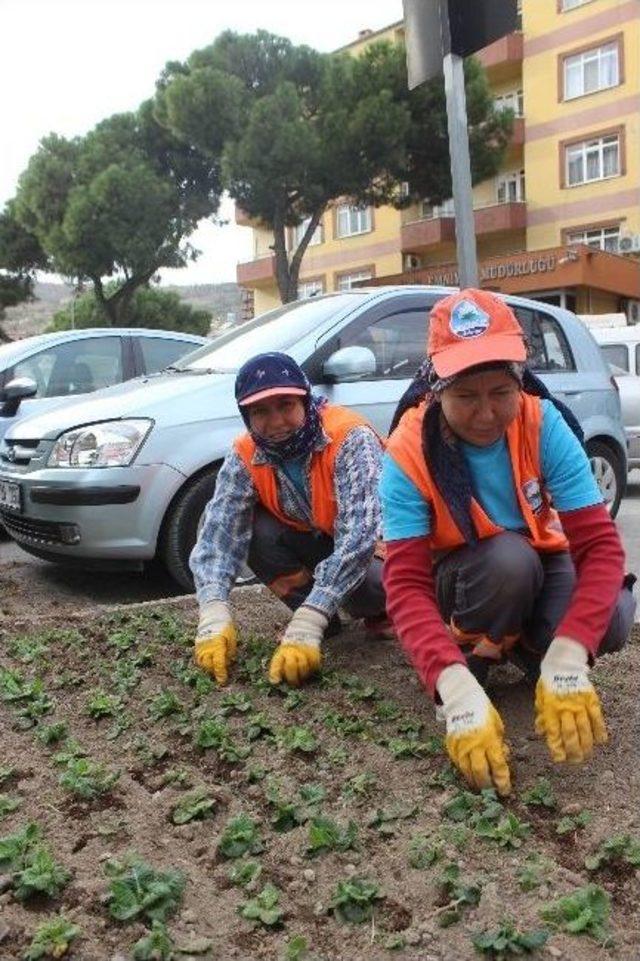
[{"left": 428, "top": 288, "right": 526, "bottom": 378}]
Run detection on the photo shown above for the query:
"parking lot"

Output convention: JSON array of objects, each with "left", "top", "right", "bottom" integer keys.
[{"left": 1, "top": 469, "right": 639, "bottom": 619}]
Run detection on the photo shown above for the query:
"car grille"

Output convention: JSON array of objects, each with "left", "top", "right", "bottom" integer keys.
[
  {"left": 0, "top": 511, "right": 74, "bottom": 547},
  {"left": 1, "top": 439, "right": 40, "bottom": 470}
]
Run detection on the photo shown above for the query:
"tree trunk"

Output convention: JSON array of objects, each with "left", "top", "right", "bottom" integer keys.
[
  {"left": 272, "top": 206, "right": 325, "bottom": 305},
  {"left": 91, "top": 266, "right": 159, "bottom": 325}
]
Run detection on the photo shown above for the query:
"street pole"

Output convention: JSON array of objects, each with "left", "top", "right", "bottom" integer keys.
[{"left": 442, "top": 50, "right": 478, "bottom": 288}]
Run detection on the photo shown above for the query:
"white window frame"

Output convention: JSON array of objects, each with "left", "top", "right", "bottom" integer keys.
[
  {"left": 297, "top": 279, "right": 324, "bottom": 300},
  {"left": 336, "top": 204, "right": 372, "bottom": 238},
  {"left": 420, "top": 197, "right": 455, "bottom": 220},
  {"left": 336, "top": 269, "right": 373, "bottom": 291},
  {"left": 496, "top": 170, "right": 526, "bottom": 204},
  {"left": 565, "top": 134, "right": 620, "bottom": 187},
  {"left": 566, "top": 225, "right": 621, "bottom": 252},
  {"left": 561, "top": 0, "right": 597, "bottom": 10},
  {"left": 291, "top": 216, "right": 322, "bottom": 250},
  {"left": 563, "top": 42, "right": 619, "bottom": 100},
  {"left": 494, "top": 89, "right": 524, "bottom": 117}
]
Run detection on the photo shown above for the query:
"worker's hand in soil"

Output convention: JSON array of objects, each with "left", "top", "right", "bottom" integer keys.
[
  {"left": 436, "top": 663, "right": 512, "bottom": 796},
  {"left": 535, "top": 636, "right": 607, "bottom": 764},
  {"left": 194, "top": 600, "right": 238, "bottom": 685},
  {"left": 268, "top": 605, "right": 326, "bottom": 686}
]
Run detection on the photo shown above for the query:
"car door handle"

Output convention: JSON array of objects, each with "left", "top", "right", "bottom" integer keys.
[{"left": 561, "top": 390, "right": 582, "bottom": 396}]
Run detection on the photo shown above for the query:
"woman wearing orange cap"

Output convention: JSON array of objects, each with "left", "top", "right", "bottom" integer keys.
[{"left": 381, "top": 288, "right": 635, "bottom": 796}]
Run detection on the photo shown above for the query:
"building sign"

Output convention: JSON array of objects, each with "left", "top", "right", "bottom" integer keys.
[{"left": 423, "top": 253, "right": 557, "bottom": 287}]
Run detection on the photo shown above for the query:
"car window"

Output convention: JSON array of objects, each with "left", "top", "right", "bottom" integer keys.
[
  {"left": 600, "top": 344, "right": 629, "bottom": 372},
  {"left": 12, "top": 337, "right": 124, "bottom": 398},
  {"left": 339, "top": 309, "right": 428, "bottom": 380},
  {"left": 138, "top": 336, "right": 200, "bottom": 374},
  {"left": 636, "top": 344, "right": 640, "bottom": 376},
  {"left": 512, "top": 307, "right": 574, "bottom": 372}
]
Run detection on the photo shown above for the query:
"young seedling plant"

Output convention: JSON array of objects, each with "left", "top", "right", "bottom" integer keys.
[
  {"left": 472, "top": 919, "right": 549, "bottom": 959},
  {"left": 59, "top": 756, "right": 120, "bottom": 800},
  {"left": 171, "top": 788, "right": 216, "bottom": 825},
  {"left": 0, "top": 822, "right": 70, "bottom": 901},
  {"left": 105, "top": 855, "right": 186, "bottom": 924},
  {"left": 329, "top": 877, "right": 383, "bottom": 924},
  {"left": 435, "top": 862, "right": 482, "bottom": 927},
  {"left": 240, "top": 881, "right": 284, "bottom": 927},
  {"left": 306, "top": 817, "right": 358, "bottom": 857},
  {"left": 218, "top": 814, "right": 264, "bottom": 859},
  {"left": 24, "top": 914, "right": 81, "bottom": 961},
  {"left": 584, "top": 833, "right": 640, "bottom": 871},
  {"left": 540, "top": 884, "right": 612, "bottom": 945}
]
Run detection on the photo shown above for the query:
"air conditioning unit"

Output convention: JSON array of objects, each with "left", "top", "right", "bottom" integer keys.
[
  {"left": 618, "top": 233, "right": 640, "bottom": 254},
  {"left": 404, "top": 254, "right": 422, "bottom": 270},
  {"left": 627, "top": 300, "right": 640, "bottom": 325}
]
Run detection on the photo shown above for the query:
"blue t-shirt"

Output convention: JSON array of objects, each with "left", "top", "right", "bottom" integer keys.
[{"left": 380, "top": 399, "right": 602, "bottom": 541}]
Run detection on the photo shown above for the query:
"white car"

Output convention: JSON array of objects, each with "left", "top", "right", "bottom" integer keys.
[{"left": 591, "top": 326, "right": 640, "bottom": 471}]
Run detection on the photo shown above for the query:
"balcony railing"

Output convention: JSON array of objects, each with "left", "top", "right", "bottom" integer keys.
[{"left": 401, "top": 201, "right": 527, "bottom": 253}]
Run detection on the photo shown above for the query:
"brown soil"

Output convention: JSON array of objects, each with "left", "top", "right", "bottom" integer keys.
[{"left": 0, "top": 585, "right": 639, "bottom": 961}]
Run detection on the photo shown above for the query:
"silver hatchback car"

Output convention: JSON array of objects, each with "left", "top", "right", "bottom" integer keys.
[{"left": 0, "top": 286, "right": 627, "bottom": 589}]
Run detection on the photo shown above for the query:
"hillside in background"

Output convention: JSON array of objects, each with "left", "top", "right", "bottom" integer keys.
[{"left": 2, "top": 281, "right": 242, "bottom": 340}]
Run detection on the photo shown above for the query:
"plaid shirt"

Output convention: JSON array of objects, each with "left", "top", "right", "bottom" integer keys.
[{"left": 190, "top": 424, "right": 383, "bottom": 617}]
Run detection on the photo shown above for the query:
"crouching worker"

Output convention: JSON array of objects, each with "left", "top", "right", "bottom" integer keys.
[
  {"left": 190, "top": 352, "right": 390, "bottom": 687},
  {"left": 381, "top": 289, "right": 636, "bottom": 796}
]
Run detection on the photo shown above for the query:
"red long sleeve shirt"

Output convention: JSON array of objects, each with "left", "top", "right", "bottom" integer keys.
[{"left": 383, "top": 503, "right": 624, "bottom": 697}]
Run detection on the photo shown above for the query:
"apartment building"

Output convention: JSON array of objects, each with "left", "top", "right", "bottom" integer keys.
[{"left": 236, "top": 0, "right": 640, "bottom": 320}]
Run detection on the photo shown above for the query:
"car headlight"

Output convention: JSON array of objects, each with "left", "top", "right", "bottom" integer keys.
[{"left": 48, "top": 419, "right": 153, "bottom": 468}]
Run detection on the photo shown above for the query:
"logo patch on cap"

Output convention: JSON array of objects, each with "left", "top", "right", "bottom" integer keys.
[{"left": 450, "top": 300, "right": 490, "bottom": 340}]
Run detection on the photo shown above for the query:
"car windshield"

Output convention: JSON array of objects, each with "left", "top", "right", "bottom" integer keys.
[{"left": 174, "top": 293, "right": 366, "bottom": 372}]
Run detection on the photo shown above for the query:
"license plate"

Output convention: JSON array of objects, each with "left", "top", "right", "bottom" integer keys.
[{"left": 0, "top": 480, "right": 21, "bottom": 512}]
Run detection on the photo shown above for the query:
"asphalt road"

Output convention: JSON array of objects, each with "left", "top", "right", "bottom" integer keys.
[{"left": 1, "top": 469, "right": 639, "bottom": 615}]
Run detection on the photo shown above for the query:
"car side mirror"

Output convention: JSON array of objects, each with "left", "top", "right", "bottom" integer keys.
[
  {"left": 322, "top": 346, "right": 376, "bottom": 383},
  {"left": 0, "top": 377, "right": 38, "bottom": 417}
]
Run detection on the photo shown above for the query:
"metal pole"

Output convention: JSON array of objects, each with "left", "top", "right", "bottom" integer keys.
[{"left": 442, "top": 51, "right": 479, "bottom": 288}]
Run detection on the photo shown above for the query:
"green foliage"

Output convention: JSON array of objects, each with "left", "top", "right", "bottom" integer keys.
[
  {"left": 0, "top": 668, "right": 54, "bottom": 726},
  {"left": 516, "top": 854, "right": 553, "bottom": 892},
  {"left": 442, "top": 789, "right": 529, "bottom": 848},
  {"left": 0, "top": 202, "right": 48, "bottom": 323},
  {"left": 58, "top": 756, "right": 120, "bottom": 799},
  {"left": 229, "top": 859, "right": 262, "bottom": 887},
  {"left": 105, "top": 855, "right": 186, "bottom": 923},
  {"left": 555, "top": 810, "right": 592, "bottom": 835},
  {"left": 329, "top": 877, "right": 382, "bottom": 924},
  {"left": 24, "top": 914, "right": 81, "bottom": 960},
  {"left": 472, "top": 920, "right": 549, "bottom": 958},
  {"left": 246, "top": 712, "right": 276, "bottom": 742},
  {"left": 278, "top": 725, "right": 318, "bottom": 753},
  {"left": 49, "top": 284, "right": 211, "bottom": 335},
  {"left": 0, "top": 822, "right": 42, "bottom": 869},
  {"left": 132, "top": 921, "right": 175, "bottom": 961},
  {"left": 0, "top": 765, "right": 15, "bottom": 786},
  {"left": 86, "top": 689, "right": 123, "bottom": 719},
  {"left": 36, "top": 721, "right": 68, "bottom": 746},
  {"left": 218, "top": 814, "right": 263, "bottom": 859},
  {"left": 341, "top": 772, "right": 377, "bottom": 801},
  {"left": 474, "top": 811, "right": 531, "bottom": 849},
  {"left": 220, "top": 691, "right": 253, "bottom": 714},
  {"left": 367, "top": 803, "right": 418, "bottom": 836},
  {"left": 7, "top": 632, "right": 50, "bottom": 664},
  {"left": 171, "top": 788, "right": 215, "bottom": 825},
  {"left": 321, "top": 709, "right": 368, "bottom": 738},
  {"left": 408, "top": 833, "right": 443, "bottom": 869},
  {"left": 239, "top": 882, "right": 284, "bottom": 927},
  {"left": 306, "top": 817, "right": 358, "bottom": 856},
  {"left": 0, "top": 794, "right": 20, "bottom": 820},
  {"left": 265, "top": 781, "right": 324, "bottom": 832},
  {"left": 521, "top": 779, "right": 557, "bottom": 810},
  {"left": 13, "top": 845, "right": 71, "bottom": 901},
  {"left": 148, "top": 689, "right": 185, "bottom": 721},
  {"left": 584, "top": 834, "right": 640, "bottom": 871},
  {"left": 282, "top": 935, "right": 312, "bottom": 961},
  {"left": 194, "top": 715, "right": 250, "bottom": 762},
  {"left": 541, "top": 884, "right": 611, "bottom": 944},
  {"left": 386, "top": 735, "right": 440, "bottom": 759},
  {"left": 436, "top": 863, "right": 482, "bottom": 927}
]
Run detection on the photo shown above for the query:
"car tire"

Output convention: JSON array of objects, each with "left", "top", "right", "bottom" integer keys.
[
  {"left": 159, "top": 468, "right": 219, "bottom": 592},
  {"left": 586, "top": 439, "right": 624, "bottom": 519}
]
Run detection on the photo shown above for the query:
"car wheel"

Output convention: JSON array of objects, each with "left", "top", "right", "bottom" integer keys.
[
  {"left": 586, "top": 439, "right": 624, "bottom": 519},
  {"left": 160, "top": 468, "right": 219, "bottom": 592}
]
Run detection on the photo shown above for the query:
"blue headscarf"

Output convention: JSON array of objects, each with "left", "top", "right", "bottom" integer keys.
[{"left": 235, "top": 352, "right": 327, "bottom": 462}]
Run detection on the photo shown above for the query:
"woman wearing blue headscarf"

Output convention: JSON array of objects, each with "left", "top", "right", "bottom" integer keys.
[{"left": 190, "top": 351, "right": 390, "bottom": 687}]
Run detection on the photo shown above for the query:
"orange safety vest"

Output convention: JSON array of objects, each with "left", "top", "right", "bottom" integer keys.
[
  {"left": 386, "top": 393, "right": 568, "bottom": 553},
  {"left": 234, "top": 405, "right": 380, "bottom": 537}
]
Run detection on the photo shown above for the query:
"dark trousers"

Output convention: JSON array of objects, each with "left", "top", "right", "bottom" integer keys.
[
  {"left": 247, "top": 507, "right": 386, "bottom": 618},
  {"left": 435, "top": 531, "right": 636, "bottom": 684}
]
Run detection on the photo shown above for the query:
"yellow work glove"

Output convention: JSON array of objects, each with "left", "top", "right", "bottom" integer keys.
[
  {"left": 194, "top": 600, "right": 237, "bottom": 685},
  {"left": 535, "top": 636, "right": 607, "bottom": 764},
  {"left": 268, "top": 605, "right": 326, "bottom": 687},
  {"left": 436, "top": 664, "right": 512, "bottom": 796}
]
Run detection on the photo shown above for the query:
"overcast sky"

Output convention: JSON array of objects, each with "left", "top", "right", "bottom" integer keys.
[{"left": 2, "top": 0, "right": 402, "bottom": 286}]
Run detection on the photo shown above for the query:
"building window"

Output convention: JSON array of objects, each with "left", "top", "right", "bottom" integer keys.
[
  {"left": 565, "top": 133, "right": 620, "bottom": 186},
  {"left": 420, "top": 197, "right": 455, "bottom": 219},
  {"left": 297, "top": 278, "right": 324, "bottom": 300},
  {"left": 336, "top": 269, "right": 373, "bottom": 291},
  {"left": 291, "top": 216, "right": 322, "bottom": 249},
  {"left": 336, "top": 204, "right": 372, "bottom": 238},
  {"left": 563, "top": 41, "right": 620, "bottom": 100},
  {"left": 561, "top": 0, "right": 597, "bottom": 10},
  {"left": 497, "top": 170, "right": 526, "bottom": 203},
  {"left": 566, "top": 225, "right": 621, "bottom": 252},
  {"left": 494, "top": 89, "right": 524, "bottom": 117}
]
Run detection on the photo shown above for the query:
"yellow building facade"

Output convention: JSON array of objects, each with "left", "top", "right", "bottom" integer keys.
[{"left": 237, "top": 1, "right": 640, "bottom": 319}]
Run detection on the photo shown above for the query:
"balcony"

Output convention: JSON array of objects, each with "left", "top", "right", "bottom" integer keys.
[
  {"left": 236, "top": 254, "right": 276, "bottom": 286},
  {"left": 402, "top": 202, "right": 527, "bottom": 254},
  {"left": 511, "top": 117, "right": 524, "bottom": 147},
  {"left": 476, "top": 32, "right": 523, "bottom": 82}
]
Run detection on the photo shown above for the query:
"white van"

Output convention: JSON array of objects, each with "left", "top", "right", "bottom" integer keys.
[{"left": 592, "top": 326, "right": 640, "bottom": 470}]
